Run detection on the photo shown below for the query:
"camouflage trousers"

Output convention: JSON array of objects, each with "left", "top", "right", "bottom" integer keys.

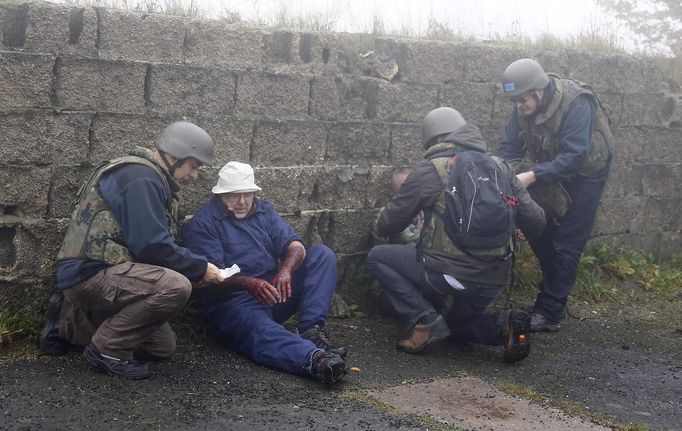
[{"left": 59, "top": 262, "right": 192, "bottom": 360}]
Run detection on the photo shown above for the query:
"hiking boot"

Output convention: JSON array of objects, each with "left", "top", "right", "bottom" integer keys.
[
  {"left": 530, "top": 311, "right": 560, "bottom": 332},
  {"left": 298, "top": 324, "right": 347, "bottom": 358},
  {"left": 397, "top": 314, "right": 451, "bottom": 353},
  {"left": 39, "top": 292, "right": 69, "bottom": 356},
  {"left": 83, "top": 343, "right": 151, "bottom": 380},
  {"left": 312, "top": 350, "right": 347, "bottom": 385},
  {"left": 501, "top": 309, "right": 531, "bottom": 363},
  {"left": 529, "top": 312, "right": 560, "bottom": 332}
]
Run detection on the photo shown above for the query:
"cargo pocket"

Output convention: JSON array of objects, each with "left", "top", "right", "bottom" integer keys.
[{"left": 105, "top": 262, "right": 166, "bottom": 302}]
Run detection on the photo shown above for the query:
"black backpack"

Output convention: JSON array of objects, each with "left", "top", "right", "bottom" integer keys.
[{"left": 437, "top": 151, "right": 517, "bottom": 255}]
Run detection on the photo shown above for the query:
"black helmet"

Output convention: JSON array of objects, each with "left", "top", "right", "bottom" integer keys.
[
  {"left": 422, "top": 107, "right": 466, "bottom": 149},
  {"left": 502, "top": 58, "right": 550, "bottom": 97},
  {"left": 155, "top": 121, "right": 214, "bottom": 166}
]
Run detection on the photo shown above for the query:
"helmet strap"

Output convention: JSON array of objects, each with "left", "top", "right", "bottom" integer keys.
[{"left": 159, "top": 151, "right": 181, "bottom": 176}]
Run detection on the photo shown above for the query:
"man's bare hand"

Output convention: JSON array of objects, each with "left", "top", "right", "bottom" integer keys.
[
  {"left": 243, "top": 277, "right": 280, "bottom": 306},
  {"left": 516, "top": 171, "right": 536, "bottom": 188},
  {"left": 194, "top": 262, "right": 225, "bottom": 289}
]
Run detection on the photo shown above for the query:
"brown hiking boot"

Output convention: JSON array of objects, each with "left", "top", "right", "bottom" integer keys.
[{"left": 397, "top": 314, "right": 451, "bottom": 353}]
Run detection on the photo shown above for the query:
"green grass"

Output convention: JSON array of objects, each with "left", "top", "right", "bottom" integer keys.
[{"left": 514, "top": 242, "right": 682, "bottom": 303}]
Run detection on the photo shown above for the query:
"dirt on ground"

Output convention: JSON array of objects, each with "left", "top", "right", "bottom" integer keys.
[{"left": 0, "top": 290, "right": 680, "bottom": 431}]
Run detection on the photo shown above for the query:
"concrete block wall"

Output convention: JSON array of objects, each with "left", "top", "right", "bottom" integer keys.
[{"left": 1, "top": 0, "right": 680, "bottom": 311}]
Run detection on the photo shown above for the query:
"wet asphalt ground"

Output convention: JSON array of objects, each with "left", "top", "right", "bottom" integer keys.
[{"left": 1, "top": 294, "right": 680, "bottom": 431}]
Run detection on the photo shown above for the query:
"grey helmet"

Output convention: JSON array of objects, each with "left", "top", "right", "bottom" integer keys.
[
  {"left": 422, "top": 107, "right": 466, "bottom": 149},
  {"left": 502, "top": 58, "right": 550, "bottom": 97},
  {"left": 155, "top": 121, "right": 214, "bottom": 167}
]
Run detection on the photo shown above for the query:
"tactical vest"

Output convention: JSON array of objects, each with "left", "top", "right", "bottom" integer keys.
[
  {"left": 57, "top": 147, "right": 180, "bottom": 265},
  {"left": 518, "top": 75, "right": 614, "bottom": 176},
  {"left": 418, "top": 156, "right": 511, "bottom": 259}
]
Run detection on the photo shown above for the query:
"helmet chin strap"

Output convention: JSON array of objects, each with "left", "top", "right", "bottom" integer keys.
[{"left": 159, "top": 152, "right": 182, "bottom": 176}]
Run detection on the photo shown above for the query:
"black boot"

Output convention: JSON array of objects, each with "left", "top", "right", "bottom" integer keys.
[
  {"left": 298, "top": 324, "right": 347, "bottom": 358},
  {"left": 39, "top": 292, "right": 69, "bottom": 356},
  {"left": 83, "top": 343, "right": 151, "bottom": 380},
  {"left": 312, "top": 350, "right": 347, "bottom": 385},
  {"left": 501, "top": 309, "right": 531, "bottom": 363}
]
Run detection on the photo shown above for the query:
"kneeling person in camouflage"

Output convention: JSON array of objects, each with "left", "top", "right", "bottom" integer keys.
[{"left": 40, "top": 122, "right": 226, "bottom": 379}]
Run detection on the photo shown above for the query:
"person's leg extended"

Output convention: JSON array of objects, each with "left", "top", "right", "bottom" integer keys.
[{"left": 208, "top": 292, "right": 320, "bottom": 377}]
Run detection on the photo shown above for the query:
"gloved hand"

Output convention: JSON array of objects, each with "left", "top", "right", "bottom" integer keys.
[{"left": 241, "top": 277, "right": 280, "bottom": 306}]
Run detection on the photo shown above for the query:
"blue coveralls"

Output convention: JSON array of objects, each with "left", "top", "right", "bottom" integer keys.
[
  {"left": 183, "top": 196, "right": 338, "bottom": 376},
  {"left": 499, "top": 95, "right": 612, "bottom": 322}
]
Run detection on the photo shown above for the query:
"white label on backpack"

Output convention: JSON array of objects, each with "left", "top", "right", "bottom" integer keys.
[{"left": 443, "top": 274, "right": 465, "bottom": 290}]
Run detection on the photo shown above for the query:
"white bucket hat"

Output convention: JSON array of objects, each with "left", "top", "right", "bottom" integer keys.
[{"left": 212, "top": 161, "right": 262, "bottom": 194}]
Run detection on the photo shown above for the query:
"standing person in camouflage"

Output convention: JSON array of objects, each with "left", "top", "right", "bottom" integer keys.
[
  {"left": 39, "top": 121, "right": 226, "bottom": 379},
  {"left": 498, "top": 58, "right": 614, "bottom": 332}
]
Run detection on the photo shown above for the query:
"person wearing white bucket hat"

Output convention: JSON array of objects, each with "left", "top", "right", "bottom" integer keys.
[{"left": 183, "top": 162, "right": 348, "bottom": 385}]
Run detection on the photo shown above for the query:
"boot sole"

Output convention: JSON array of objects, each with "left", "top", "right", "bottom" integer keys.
[{"left": 503, "top": 310, "right": 531, "bottom": 363}]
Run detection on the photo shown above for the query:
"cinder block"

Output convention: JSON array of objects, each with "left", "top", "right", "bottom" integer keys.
[
  {"left": 389, "top": 124, "right": 421, "bottom": 167},
  {"left": 0, "top": 166, "right": 51, "bottom": 218},
  {"left": 149, "top": 64, "right": 236, "bottom": 116},
  {"left": 0, "top": 52, "right": 53, "bottom": 109},
  {"left": 252, "top": 120, "right": 327, "bottom": 166},
  {"left": 177, "top": 173, "right": 215, "bottom": 217},
  {"left": 326, "top": 210, "right": 375, "bottom": 254},
  {"left": 310, "top": 75, "right": 341, "bottom": 120},
  {"left": 460, "top": 43, "right": 529, "bottom": 83},
  {"left": 48, "top": 165, "right": 96, "bottom": 219},
  {"left": 13, "top": 219, "right": 67, "bottom": 277},
  {"left": 366, "top": 166, "right": 396, "bottom": 208},
  {"left": 304, "top": 166, "right": 372, "bottom": 210},
  {"left": 326, "top": 121, "right": 390, "bottom": 165},
  {"left": 591, "top": 54, "right": 663, "bottom": 93},
  {"left": 534, "top": 49, "right": 597, "bottom": 85},
  {"left": 440, "top": 81, "right": 495, "bottom": 125},
  {"left": 0, "top": 1, "right": 97, "bottom": 56},
  {"left": 637, "top": 163, "right": 682, "bottom": 197},
  {"left": 375, "top": 37, "right": 465, "bottom": 83},
  {"left": 592, "top": 195, "right": 643, "bottom": 236},
  {"left": 477, "top": 124, "right": 507, "bottom": 154},
  {"left": 255, "top": 166, "right": 305, "bottom": 214},
  {"left": 594, "top": 91, "right": 622, "bottom": 127},
  {"left": 194, "top": 117, "right": 253, "bottom": 167},
  {"left": 0, "top": 278, "right": 55, "bottom": 315},
  {"left": 336, "top": 76, "right": 373, "bottom": 120},
  {"left": 640, "top": 197, "right": 682, "bottom": 232},
  {"left": 620, "top": 93, "right": 664, "bottom": 127},
  {"left": 236, "top": 72, "right": 311, "bottom": 119},
  {"left": 0, "top": 111, "right": 90, "bottom": 165},
  {"left": 98, "top": 8, "right": 187, "bottom": 63},
  {"left": 263, "top": 31, "right": 338, "bottom": 74},
  {"left": 58, "top": 58, "right": 147, "bottom": 113},
  {"left": 297, "top": 32, "right": 339, "bottom": 72},
  {"left": 371, "top": 80, "right": 439, "bottom": 122},
  {"left": 184, "top": 20, "right": 265, "bottom": 68},
  {"left": 614, "top": 127, "right": 682, "bottom": 164},
  {"left": 89, "top": 114, "right": 169, "bottom": 162}
]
